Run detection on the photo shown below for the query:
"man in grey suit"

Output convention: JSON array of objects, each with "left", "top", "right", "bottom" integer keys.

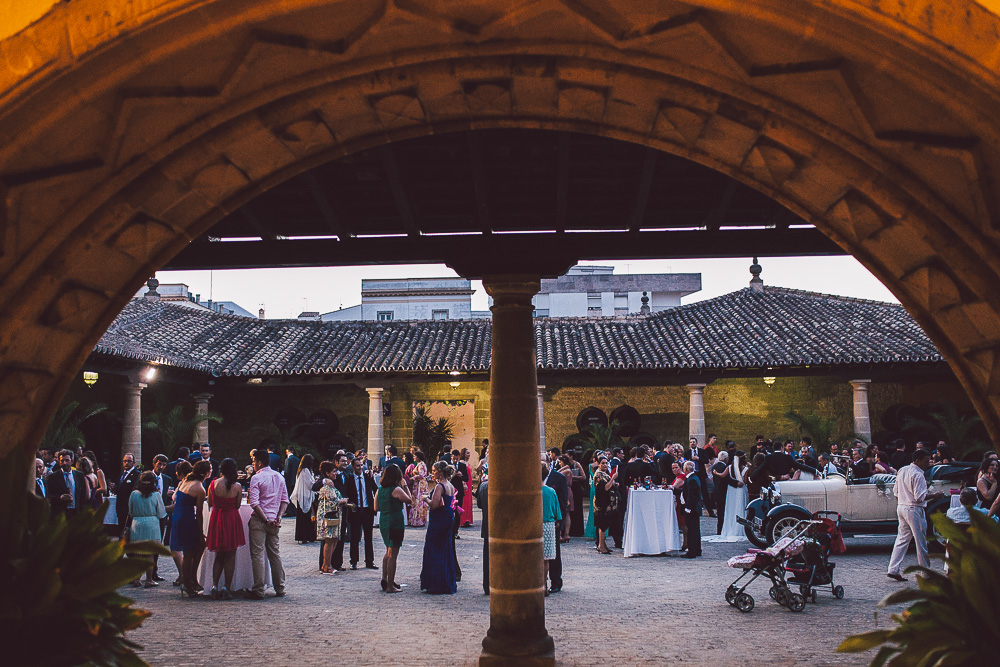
[{"left": 45, "top": 449, "right": 88, "bottom": 516}]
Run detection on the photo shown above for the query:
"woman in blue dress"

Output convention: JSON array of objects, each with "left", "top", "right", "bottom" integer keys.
[
  {"left": 170, "top": 460, "right": 210, "bottom": 597},
  {"left": 419, "top": 460, "right": 457, "bottom": 594}
]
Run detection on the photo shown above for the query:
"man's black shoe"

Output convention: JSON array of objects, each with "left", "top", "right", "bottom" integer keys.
[
  {"left": 681, "top": 553, "right": 700, "bottom": 559},
  {"left": 549, "top": 586, "right": 561, "bottom": 593},
  {"left": 887, "top": 573, "right": 907, "bottom": 582},
  {"left": 350, "top": 564, "right": 357, "bottom": 570},
  {"left": 365, "top": 563, "right": 378, "bottom": 570}
]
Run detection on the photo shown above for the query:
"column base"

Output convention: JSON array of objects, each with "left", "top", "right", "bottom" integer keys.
[{"left": 479, "top": 648, "right": 555, "bottom": 667}]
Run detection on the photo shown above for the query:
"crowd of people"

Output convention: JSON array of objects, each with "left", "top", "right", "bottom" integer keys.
[{"left": 33, "top": 432, "right": 997, "bottom": 601}]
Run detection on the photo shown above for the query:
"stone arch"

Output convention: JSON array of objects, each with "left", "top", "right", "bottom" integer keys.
[{"left": 3, "top": 0, "right": 1000, "bottom": 457}]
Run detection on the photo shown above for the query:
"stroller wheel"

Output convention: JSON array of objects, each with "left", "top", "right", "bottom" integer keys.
[
  {"left": 773, "top": 587, "right": 789, "bottom": 606},
  {"left": 735, "top": 593, "right": 755, "bottom": 613},
  {"left": 725, "top": 586, "right": 739, "bottom": 605},
  {"left": 786, "top": 593, "right": 806, "bottom": 612},
  {"left": 768, "top": 586, "right": 779, "bottom": 600},
  {"left": 833, "top": 585, "right": 845, "bottom": 600},
  {"left": 798, "top": 585, "right": 811, "bottom": 598}
]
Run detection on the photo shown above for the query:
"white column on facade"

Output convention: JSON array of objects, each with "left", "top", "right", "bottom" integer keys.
[
  {"left": 123, "top": 382, "right": 146, "bottom": 463},
  {"left": 367, "top": 388, "right": 386, "bottom": 462},
  {"left": 687, "top": 383, "right": 707, "bottom": 447},
  {"left": 192, "top": 392, "right": 213, "bottom": 445},
  {"left": 850, "top": 379, "right": 873, "bottom": 442},
  {"left": 537, "top": 385, "right": 546, "bottom": 454}
]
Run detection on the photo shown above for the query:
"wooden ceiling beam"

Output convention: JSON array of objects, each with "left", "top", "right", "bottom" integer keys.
[
  {"left": 302, "top": 171, "right": 351, "bottom": 239},
  {"left": 374, "top": 145, "right": 419, "bottom": 237},
  {"left": 628, "top": 147, "right": 658, "bottom": 232}
]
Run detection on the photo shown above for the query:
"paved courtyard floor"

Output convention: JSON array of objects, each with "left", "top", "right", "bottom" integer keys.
[{"left": 129, "top": 510, "right": 918, "bottom": 666}]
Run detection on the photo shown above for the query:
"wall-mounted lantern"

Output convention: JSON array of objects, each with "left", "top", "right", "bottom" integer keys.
[{"left": 83, "top": 371, "right": 98, "bottom": 387}]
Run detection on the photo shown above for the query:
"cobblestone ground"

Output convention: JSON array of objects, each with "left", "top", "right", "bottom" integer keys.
[{"left": 129, "top": 510, "right": 919, "bottom": 666}]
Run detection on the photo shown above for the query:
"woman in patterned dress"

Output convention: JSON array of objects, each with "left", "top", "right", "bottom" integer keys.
[
  {"left": 408, "top": 450, "right": 429, "bottom": 527},
  {"left": 316, "top": 460, "right": 348, "bottom": 574}
]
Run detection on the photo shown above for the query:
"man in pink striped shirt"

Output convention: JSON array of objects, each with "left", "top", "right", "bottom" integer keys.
[{"left": 247, "top": 449, "right": 289, "bottom": 599}]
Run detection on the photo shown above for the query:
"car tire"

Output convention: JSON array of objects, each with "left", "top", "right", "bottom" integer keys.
[
  {"left": 744, "top": 519, "right": 769, "bottom": 548},
  {"left": 766, "top": 509, "right": 809, "bottom": 545}
]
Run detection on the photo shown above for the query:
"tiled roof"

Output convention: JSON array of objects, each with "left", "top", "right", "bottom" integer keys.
[{"left": 95, "top": 287, "right": 941, "bottom": 376}]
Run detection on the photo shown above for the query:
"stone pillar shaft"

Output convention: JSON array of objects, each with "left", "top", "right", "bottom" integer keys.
[
  {"left": 687, "top": 383, "right": 706, "bottom": 446},
  {"left": 537, "top": 385, "right": 546, "bottom": 455},
  {"left": 123, "top": 382, "right": 146, "bottom": 463},
  {"left": 193, "top": 392, "right": 213, "bottom": 445},
  {"left": 367, "top": 388, "right": 385, "bottom": 463},
  {"left": 850, "top": 380, "right": 872, "bottom": 442},
  {"left": 481, "top": 277, "right": 554, "bottom": 666}
]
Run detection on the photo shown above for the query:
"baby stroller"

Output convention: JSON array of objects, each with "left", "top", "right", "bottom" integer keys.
[
  {"left": 783, "top": 511, "right": 845, "bottom": 603},
  {"left": 724, "top": 519, "right": 818, "bottom": 613}
]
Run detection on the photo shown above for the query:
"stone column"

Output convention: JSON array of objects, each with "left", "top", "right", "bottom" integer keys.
[
  {"left": 367, "top": 388, "right": 386, "bottom": 463},
  {"left": 537, "top": 385, "right": 546, "bottom": 454},
  {"left": 850, "top": 379, "right": 873, "bottom": 442},
  {"left": 481, "top": 276, "right": 554, "bottom": 666},
  {"left": 687, "top": 383, "right": 707, "bottom": 447},
  {"left": 192, "top": 393, "right": 213, "bottom": 445},
  {"left": 123, "top": 382, "right": 146, "bottom": 463}
]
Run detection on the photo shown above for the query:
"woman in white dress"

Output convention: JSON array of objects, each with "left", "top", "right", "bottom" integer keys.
[{"left": 716, "top": 450, "right": 749, "bottom": 541}]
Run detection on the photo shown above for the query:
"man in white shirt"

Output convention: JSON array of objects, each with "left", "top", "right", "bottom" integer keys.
[
  {"left": 887, "top": 449, "right": 943, "bottom": 581},
  {"left": 247, "top": 449, "right": 290, "bottom": 598}
]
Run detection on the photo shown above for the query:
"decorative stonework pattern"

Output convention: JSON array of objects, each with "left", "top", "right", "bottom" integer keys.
[{"left": 1, "top": 0, "right": 1000, "bottom": 451}]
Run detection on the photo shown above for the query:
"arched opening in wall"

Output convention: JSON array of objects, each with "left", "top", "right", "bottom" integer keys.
[{"left": 5, "top": 1, "right": 1000, "bottom": 664}]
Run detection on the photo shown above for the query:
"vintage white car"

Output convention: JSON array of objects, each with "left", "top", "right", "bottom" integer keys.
[{"left": 740, "top": 463, "right": 975, "bottom": 547}]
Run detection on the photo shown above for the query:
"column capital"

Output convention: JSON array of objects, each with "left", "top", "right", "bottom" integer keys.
[
  {"left": 366, "top": 387, "right": 386, "bottom": 395},
  {"left": 483, "top": 275, "right": 541, "bottom": 306},
  {"left": 686, "top": 383, "right": 707, "bottom": 392},
  {"left": 849, "top": 379, "right": 872, "bottom": 387},
  {"left": 192, "top": 392, "right": 213, "bottom": 401},
  {"left": 125, "top": 382, "right": 147, "bottom": 395}
]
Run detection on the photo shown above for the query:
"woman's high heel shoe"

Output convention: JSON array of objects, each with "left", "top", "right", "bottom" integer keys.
[
  {"left": 210, "top": 587, "right": 220, "bottom": 600},
  {"left": 221, "top": 587, "right": 232, "bottom": 600},
  {"left": 181, "top": 585, "right": 201, "bottom": 598}
]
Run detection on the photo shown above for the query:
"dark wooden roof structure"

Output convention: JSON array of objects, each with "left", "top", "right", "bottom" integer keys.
[{"left": 167, "top": 129, "right": 841, "bottom": 277}]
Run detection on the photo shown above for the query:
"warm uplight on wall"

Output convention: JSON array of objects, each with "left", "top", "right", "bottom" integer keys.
[
  {"left": 450, "top": 381, "right": 461, "bottom": 388},
  {"left": 449, "top": 371, "right": 460, "bottom": 376},
  {"left": 143, "top": 366, "right": 157, "bottom": 382},
  {"left": 763, "top": 376, "right": 776, "bottom": 386},
  {"left": 83, "top": 371, "right": 98, "bottom": 387}
]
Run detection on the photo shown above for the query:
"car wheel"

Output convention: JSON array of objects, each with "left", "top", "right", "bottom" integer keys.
[
  {"left": 735, "top": 593, "right": 754, "bottom": 612},
  {"left": 833, "top": 585, "right": 845, "bottom": 600},
  {"left": 766, "top": 510, "right": 808, "bottom": 545},
  {"left": 786, "top": 593, "right": 806, "bottom": 612},
  {"left": 744, "top": 520, "right": 769, "bottom": 548}
]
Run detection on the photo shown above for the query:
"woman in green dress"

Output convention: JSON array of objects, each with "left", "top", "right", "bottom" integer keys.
[
  {"left": 584, "top": 450, "right": 598, "bottom": 541},
  {"left": 129, "top": 471, "right": 167, "bottom": 588},
  {"left": 375, "top": 463, "right": 413, "bottom": 593}
]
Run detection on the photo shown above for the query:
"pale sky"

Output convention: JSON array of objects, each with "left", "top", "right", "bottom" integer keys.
[{"left": 157, "top": 255, "right": 898, "bottom": 320}]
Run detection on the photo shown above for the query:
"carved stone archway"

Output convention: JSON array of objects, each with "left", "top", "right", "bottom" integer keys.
[
  {"left": 2, "top": 0, "right": 1000, "bottom": 485},
  {"left": 5, "top": 2, "right": 1000, "bottom": 663}
]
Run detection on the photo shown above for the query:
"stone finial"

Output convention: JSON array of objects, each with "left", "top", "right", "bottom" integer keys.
[
  {"left": 144, "top": 277, "right": 160, "bottom": 302},
  {"left": 259, "top": 307, "right": 265, "bottom": 319},
  {"left": 749, "top": 257, "right": 764, "bottom": 292},
  {"left": 639, "top": 291, "right": 651, "bottom": 315}
]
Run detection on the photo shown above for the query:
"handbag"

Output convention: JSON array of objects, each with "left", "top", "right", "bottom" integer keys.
[{"left": 121, "top": 514, "right": 132, "bottom": 542}]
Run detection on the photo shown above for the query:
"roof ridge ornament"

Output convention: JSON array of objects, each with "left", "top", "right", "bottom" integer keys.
[
  {"left": 749, "top": 257, "right": 764, "bottom": 293},
  {"left": 639, "top": 291, "right": 650, "bottom": 315}
]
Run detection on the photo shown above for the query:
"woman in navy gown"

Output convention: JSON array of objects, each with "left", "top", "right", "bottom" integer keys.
[
  {"left": 170, "top": 460, "right": 210, "bottom": 597},
  {"left": 420, "top": 460, "right": 457, "bottom": 594}
]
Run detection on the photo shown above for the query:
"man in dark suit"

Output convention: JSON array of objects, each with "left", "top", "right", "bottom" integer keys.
[
  {"left": 284, "top": 447, "right": 300, "bottom": 516},
  {"left": 34, "top": 457, "right": 48, "bottom": 500},
  {"left": 113, "top": 452, "right": 141, "bottom": 533},
  {"left": 653, "top": 442, "right": 674, "bottom": 485},
  {"left": 344, "top": 457, "right": 377, "bottom": 569},
  {"left": 686, "top": 437, "right": 715, "bottom": 517},
  {"left": 45, "top": 449, "right": 88, "bottom": 516},
  {"left": 267, "top": 445, "right": 282, "bottom": 472},
  {"left": 619, "top": 445, "right": 656, "bottom": 489},
  {"left": 164, "top": 447, "right": 189, "bottom": 485},
  {"left": 543, "top": 458, "right": 569, "bottom": 593},
  {"left": 198, "top": 443, "right": 220, "bottom": 482},
  {"left": 681, "top": 461, "right": 702, "bottom": 557},
  {"left": 749, "top": 451, "right": 817, "bottom": 486},
  {"left": 476, "top": 478, "right": 489, "bottom": 595},
  {"left": 385, "top": 445, "right": 405, "bottom": 472},
  {"left": 150, "top": 454, "right": 174, "bottom": 582}
]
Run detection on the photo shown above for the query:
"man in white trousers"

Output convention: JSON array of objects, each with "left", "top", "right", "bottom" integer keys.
[{"left": 887, "top": 449, "right": 942, "bottom": 582}]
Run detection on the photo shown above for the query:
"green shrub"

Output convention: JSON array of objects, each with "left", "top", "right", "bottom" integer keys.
[
  {"left": 0, "top": 448, "right": 169, "bottom": 666},
  {"left": 838, "top": 511, "right": 1000, "bottom": 665}
]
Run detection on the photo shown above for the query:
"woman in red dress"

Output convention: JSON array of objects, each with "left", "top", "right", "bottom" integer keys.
[{"left": 206, "top": 458, "right": 245, "bottom": 599}]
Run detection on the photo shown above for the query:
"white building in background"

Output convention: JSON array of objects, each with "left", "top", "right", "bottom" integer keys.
[
  {"left": 136, "top": 281, "right": 256, "bottom": 318},
  {"left": 322, "top": 278, "right": 474, "bottom": 322},
  {"left": 530, "top": 265, "right": 702, "bottom": 317}
]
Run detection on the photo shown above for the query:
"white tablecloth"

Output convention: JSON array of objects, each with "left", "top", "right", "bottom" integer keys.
[
  {"left": 623, "top": 488, "right": 683, "bottom": 557},
  {"left": 950, "top": 493, "right": 962, "bottom": 510},
  {"left": 197, "top": 501, "right": 269, "bottom": 592}
]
